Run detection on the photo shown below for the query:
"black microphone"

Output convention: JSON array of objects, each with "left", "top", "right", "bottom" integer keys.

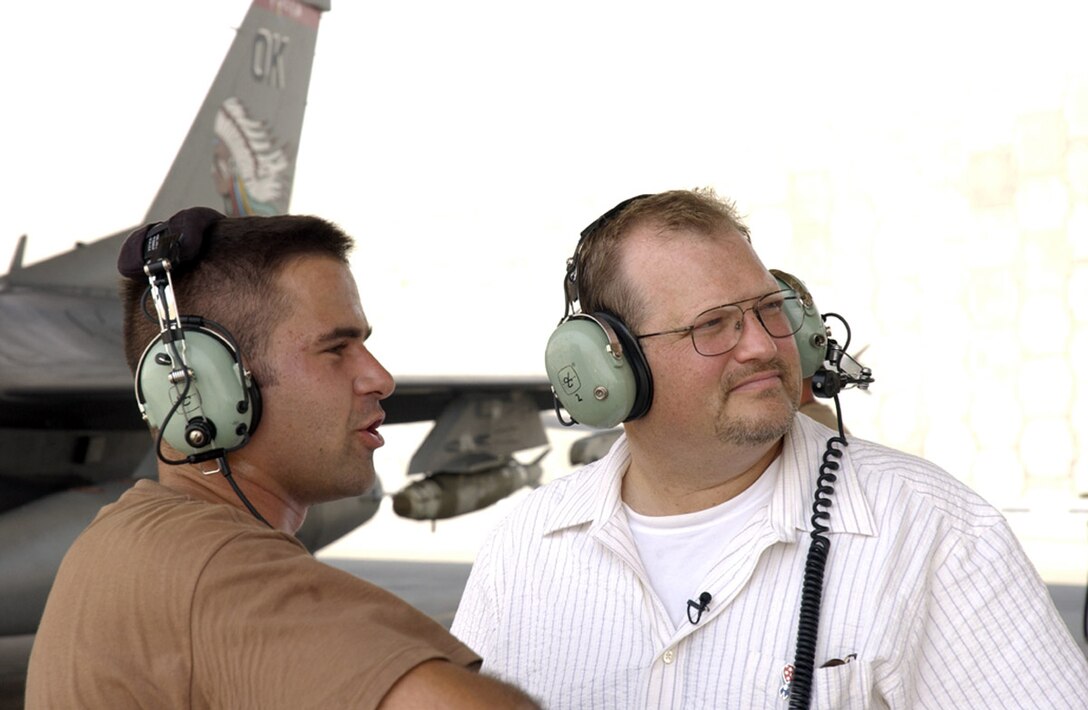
[{"left": 687, "top": 592, "right": 712, "bottom": 625}]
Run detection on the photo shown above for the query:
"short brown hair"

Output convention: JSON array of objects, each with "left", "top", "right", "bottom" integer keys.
[
  {"left": 573, "top": 188, "right": 749, "bottom": 329},
  {"left": 120, "top": 214, "right": 353, "bottom": 384}
]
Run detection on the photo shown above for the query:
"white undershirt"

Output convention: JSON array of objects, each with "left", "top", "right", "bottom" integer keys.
[{"left": 623, "top": 458, "right": 780, "bottom": 628}]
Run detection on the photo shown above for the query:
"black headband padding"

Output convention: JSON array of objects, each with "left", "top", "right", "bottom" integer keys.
[{"left": 117, "top": 206, "right": 226, "bottom": 278}]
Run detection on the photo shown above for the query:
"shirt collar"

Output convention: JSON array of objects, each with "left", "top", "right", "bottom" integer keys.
[
  {"left": 769, "top": 414, "right": 878, "bottom": 538},
  {"left": 543, "top": 434, "right": 629, "bottom": 535},
  {"left": 541, "top": 415, "right": 878, "bottom": 539}
]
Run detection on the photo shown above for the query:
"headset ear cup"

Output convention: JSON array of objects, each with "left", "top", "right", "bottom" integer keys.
[
  {"left": 771, "top": 270, "right": 828, "bottom": 379},
  {"left": 544, "top": 313, "right": 653, "bottom": 429},
  {"left": 595, "top": 312, "right": 653, "bottom": 421},
  {"left": 135, "top": 325, "right": 257, "bottom": 458}
]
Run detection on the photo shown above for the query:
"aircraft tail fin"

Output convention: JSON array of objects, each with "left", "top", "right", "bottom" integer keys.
[
  {"left": 7, "top": 0, "right": 330, "bottom": 293},
  {"left": 145, "top": 0, "right": 330, "bottom": 222},
  {"left": 7, "top": 237, "right": 25, "bottom": 275}
]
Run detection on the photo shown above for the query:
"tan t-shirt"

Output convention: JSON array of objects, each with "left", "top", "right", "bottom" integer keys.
[{"left": 26, "top": 480, "right": 479, "bottom": 709}]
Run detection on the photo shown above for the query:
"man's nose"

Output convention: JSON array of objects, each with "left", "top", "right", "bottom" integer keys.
[
  {"left": 731, "top": 308, "right": 778, "bottom": 362},
  {"left": 353, "top": 347, "right": 396, "bottom": 400}
]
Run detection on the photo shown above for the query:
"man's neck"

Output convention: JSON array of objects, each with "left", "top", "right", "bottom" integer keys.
[
  {"left": 621, "top": 435, "right": 784, "bottom": 516},
  {"left": 157, "top": 459, "right": 306, "bottom": 534}
]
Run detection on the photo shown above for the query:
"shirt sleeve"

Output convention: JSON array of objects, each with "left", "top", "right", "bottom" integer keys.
[
  {"left": 190, "top": 530, "right": 480, "bottom": 710},
  {"left": 451, "top": 525, "right": 501, "bottom": 671},
  {"left": 910, "top": 518, "right": 1088, "bottom": 707}
]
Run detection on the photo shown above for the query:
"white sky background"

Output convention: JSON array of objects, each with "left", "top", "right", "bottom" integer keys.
[
  {"left": 3, "top": 1, "right": 1087, "bottom": 565},
  {"left": 3, "top": 0, "right": 1082, "bottom": 376}
]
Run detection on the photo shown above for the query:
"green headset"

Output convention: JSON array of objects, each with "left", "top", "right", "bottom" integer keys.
[
  {"left": 770, "top": 268, "right": 829, "bottom": 380},
  {"left": 118, "top": 207, "right": 261, "bottom": 464},
  {"left": 544, "top": 196, "right": 830, "bottom": 430}
]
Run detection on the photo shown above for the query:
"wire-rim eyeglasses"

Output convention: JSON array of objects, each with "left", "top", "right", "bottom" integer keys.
[{"left": 633, "top": 288, "right": 805, "bottom": 357}]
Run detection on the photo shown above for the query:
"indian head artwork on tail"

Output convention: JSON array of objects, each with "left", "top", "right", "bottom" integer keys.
[{"left": 213, "top": 97, "right": 291, "bottom": 216}]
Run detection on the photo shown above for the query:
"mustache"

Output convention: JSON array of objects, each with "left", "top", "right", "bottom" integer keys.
[{"left": 720, "top": 357, "right": 793, "bottom": 393}]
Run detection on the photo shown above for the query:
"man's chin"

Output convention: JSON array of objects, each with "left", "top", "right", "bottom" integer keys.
[
  {"left": 343, "top": 472, "right": 377, "bottom": 500},
  {"left": 308, "top": 473, "right": 376, "bottom": 505},
  {"left": 715, "top": 397, "right": 796, "bottom": 447}
]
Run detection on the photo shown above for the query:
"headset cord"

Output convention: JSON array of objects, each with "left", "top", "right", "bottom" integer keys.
[
  {"left": 219, "top": 455, "right": 272, "bottom": 528},
  {"left": 153, "top": 337, "right": 196, "bottom": 466},
  {"left": 788, "top": 395, "right": 847, "bottom": 710}
]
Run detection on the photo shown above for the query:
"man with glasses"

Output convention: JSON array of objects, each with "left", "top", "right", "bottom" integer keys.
[{"left": 451, "top": 188, "right": 1087, "bottom": 708}]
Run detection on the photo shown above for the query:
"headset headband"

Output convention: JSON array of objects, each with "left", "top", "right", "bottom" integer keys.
[
  {"left": 117, "top": 207, "right": 225, "bottom": 279},
  {"left": 564, "top": 194, "right": 652, "bottom": 313}
]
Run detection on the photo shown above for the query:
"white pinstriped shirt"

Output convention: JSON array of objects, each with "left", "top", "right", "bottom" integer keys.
[{"left": 452, "top": 415, "right": 1088, "bottom": 709}]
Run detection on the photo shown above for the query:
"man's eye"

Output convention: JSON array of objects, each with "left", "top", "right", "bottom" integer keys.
[
  {"left": 326, "top": 343, "right": 349, "bottom": 355},
  {"left": 694, "top": 316, "right": 725, "bottom": 332}
]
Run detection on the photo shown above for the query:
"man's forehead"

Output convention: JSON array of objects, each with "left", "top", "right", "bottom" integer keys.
[
  {"left": 274, "top": 257, "right": 367, "bottom": 326},
  {"left": 625, "top": 227, "right": 775, "bottom": 308}
]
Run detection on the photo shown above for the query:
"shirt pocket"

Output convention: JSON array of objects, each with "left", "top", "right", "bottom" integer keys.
[
  {"left": 737, "top": 651, "right": 877, "bottom": 710},
  {"left": 811, "top": 658, "right": 875, "bottom": 710}
]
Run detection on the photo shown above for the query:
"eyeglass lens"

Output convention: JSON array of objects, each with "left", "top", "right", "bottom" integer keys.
[{"left": 690, "top": 292, "right": 804, "bottom": 356}]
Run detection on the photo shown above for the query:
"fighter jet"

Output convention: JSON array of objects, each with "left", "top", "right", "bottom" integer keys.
[{"left": 0, "top": 0, "right": 553, "bottom": 695}]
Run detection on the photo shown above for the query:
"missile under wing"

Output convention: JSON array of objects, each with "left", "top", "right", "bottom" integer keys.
[{"left": 392, "top": 389, "right": 550, "bottom": 521}]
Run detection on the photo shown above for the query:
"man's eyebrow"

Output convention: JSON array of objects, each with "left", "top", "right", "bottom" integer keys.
[{"left": 315, "top": 326, "right": 371, "bottom": 344}]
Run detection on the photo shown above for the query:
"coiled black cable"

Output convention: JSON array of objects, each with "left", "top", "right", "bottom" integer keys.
[{"left": 788, "top": 394, "right": 847, "bottom": 710}]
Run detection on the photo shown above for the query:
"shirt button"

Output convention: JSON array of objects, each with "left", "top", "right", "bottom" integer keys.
[{"left": 663, "top": 649, "right": 676, "bottom": 664}]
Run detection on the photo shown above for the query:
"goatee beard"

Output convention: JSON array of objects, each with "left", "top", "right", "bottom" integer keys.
[{"left": 714, "top": 359, "right": 799, "bottom": 446}]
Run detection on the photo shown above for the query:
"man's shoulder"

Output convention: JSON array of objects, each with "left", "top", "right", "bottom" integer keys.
[
  {"left": 525, "top": 455, "right": 606, "bottom": 508},
  {"left": 790, "top": 415, "right": 1004, "bottom": 530},
  {"left": 88, "top": 479, "right": 303, "bottom": 562},
  {"left": 492, "top": 456, "right": 609, "bottom": 537},
  {"left": 846, "top": 435, "right": 970, "bottom": 490},
  {"left": 840, "top": 431, "right": 1006, "bottom": 530},
  {"left": 102, "top": 479, "right": 264, "bottom": 530}
]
